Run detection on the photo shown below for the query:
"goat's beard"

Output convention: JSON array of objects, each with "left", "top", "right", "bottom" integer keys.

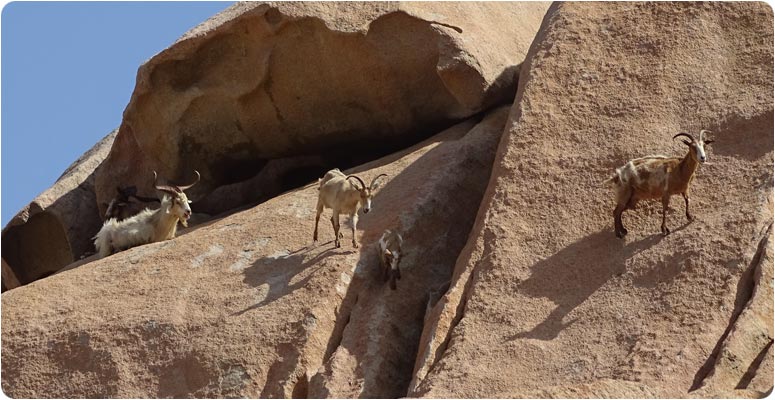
[{"left": 179, "top": 217, "right": 189, "bottom": 228}]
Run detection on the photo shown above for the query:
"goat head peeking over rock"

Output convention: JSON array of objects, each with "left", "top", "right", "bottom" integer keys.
[
  {"left": 379, "top": 229, "right": 403, "bottom": 290},
  {"left": 314, "top": 168, "right": 388, "bottom": 248},
  {"left": 94, "top": 170, "right": 200, "bottom": 258},
  {"left": 604, "top": 130, "right": 714, "bottom": 237},
  {"left": 104, "top": 185, "right": 160, "bottom": 222}
]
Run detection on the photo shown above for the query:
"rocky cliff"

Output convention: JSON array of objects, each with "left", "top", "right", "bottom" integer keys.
[{"left": 2, "top": 2, "right": 772, "bottom": 398}]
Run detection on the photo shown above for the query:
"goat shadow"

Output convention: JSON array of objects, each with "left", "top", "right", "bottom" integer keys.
[
  {"left": 232, "top": 243, "right": 354, "bottom": 315},
  {"left": 508, "top": 226, "right": 693, "bottom": 341}
]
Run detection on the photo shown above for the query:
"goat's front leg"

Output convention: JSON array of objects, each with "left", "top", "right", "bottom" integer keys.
[
  {"left": 351, "top": 212, "right": 359, "bottom": 248},
  {"left": 661, "top": 195, "right": 671, "bottom": 236},
  {"left": 380, "top": 254, "right": 389, "bottom": 282},
  {"left": 682, "top": 192, "right": 694, "bottom": 222},
  {"left": 331, "top": 211, "right": 341, "bottom": 248}
]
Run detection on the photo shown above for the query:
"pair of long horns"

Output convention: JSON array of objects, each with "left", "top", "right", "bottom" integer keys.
[
  {"left": 673, "top": 130, "right": 713, "bottom": 142},
  {"left": 346, "top": 173, "right": 388, "bottom": 191},
  {"left": 153, "top": 170, "right": 200, "bottom": 194}
]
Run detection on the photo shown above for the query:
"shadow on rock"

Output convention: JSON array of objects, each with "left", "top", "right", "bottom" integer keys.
[
  {"left": 510, "top": 230, "right": 670, "bottom": 341},
  {"left": 233, "top": 244, "right": 355, "bottom": 315}
]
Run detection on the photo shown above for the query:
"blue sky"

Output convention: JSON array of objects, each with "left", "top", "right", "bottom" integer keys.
[{"left": 1, "top": 1, "right": 232, "bottom": 226}]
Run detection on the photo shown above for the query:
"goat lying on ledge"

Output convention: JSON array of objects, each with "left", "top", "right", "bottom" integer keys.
[
  {"left": 94, "top": 170, "right": 200, "bottom": 258},
  {"left": 604, "top": 129, "right": 714, "bottom": 237}
]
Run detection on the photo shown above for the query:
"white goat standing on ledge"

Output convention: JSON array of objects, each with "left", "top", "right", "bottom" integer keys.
[
  {"left": 314, "top": 168, "right": 388, "bottom": 248},
  {"left": 94, "top": 170, "right": 200, "bottom": 258}
]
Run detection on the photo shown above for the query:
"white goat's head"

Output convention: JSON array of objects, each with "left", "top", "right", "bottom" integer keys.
[
  {"left": 153, "top": 170, "right": 200, "bottom": 225},
  {"left": 673, "top": 130, "right": 714, "bottom": 164},
  {"left": 346, "top": 174, "right": 388, "bottom": 214}
]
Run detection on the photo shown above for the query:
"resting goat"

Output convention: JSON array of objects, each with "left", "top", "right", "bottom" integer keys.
[
  {"left": 104, "top": 185, "right": 160, "bottom": 221},
  {"left": 604, "top": 130, "right": 714, "bottom": 237},
  {"left": 94, "top": 170, "right": 200, "bottom": 258},
  {"left": 379, "top": 229, "right": 403, "bottom": 290},
  {"left": 314, "top": 168, "right": 387, "bottom": 248}
]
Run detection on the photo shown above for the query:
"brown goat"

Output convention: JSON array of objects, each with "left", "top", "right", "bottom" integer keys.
[{"left": 604, "top": 130, "right": 714, "bottom": 237}]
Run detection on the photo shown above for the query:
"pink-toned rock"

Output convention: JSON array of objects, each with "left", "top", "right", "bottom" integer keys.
[
  {"left": 1, "top": 106, "right": 510, "bottom": 398},
  {"left": 410, "top": 2, "right": 773, "bottom": 398},
  {"left": 1, "top": 131, "right": 116, "bottom": 287},
  {"left": 3, "top": 1, "right": 549, "bottom": 290},
  {"left": 94, "top": 1, "right": 550, "bottom": 218}
]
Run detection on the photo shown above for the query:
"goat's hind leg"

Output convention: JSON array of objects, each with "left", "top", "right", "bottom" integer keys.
[
  {"left": 661, "top": 195, "right": 671, "bottom": 236},
  {"left": 613, "top": 188, "right": 633, "bottom": 238},
  {"left": 313, "top": 202, "right": 323, "bottom": 243}
]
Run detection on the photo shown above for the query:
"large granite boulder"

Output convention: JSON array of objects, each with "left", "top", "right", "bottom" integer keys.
[
  {"left": 2, "top": 106, "right": 510, "bottom": 398},
  {"left": 409, "top": 2, "right": 773, "bottom": 397},
  {"left": 93, "top": 1, "right": 550, "bottom": 217}
]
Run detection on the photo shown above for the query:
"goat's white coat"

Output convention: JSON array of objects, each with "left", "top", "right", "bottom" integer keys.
[{"left": 94, "top": 192, "right": 192, "bottom": 258}]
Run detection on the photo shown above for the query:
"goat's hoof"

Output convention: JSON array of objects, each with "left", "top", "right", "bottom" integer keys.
[
  {"left": 615, "top": 229, "right": 627, "bottom": 238},
  {"left": 338, "top": 232, "right": 344, "bottom": 239},
  {"left": 353, "top": 242, "right": 359, "bottom": 248},
  {"left": 687, "top": 214, "right": 695, "bottom": 222},
  {"left": 335, "top": 241, "right": 341, "bottom": 248},
  {"left": 661, "top": 227, "right": 670, "bottom": 236}
]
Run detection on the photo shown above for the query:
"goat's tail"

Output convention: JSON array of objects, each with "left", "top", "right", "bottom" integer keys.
[
  {"left": 601, "top": 175, "right": 619, "bottom": 187},
  {"left": 317, "top": 178, "right": 322, "bottom": 190}
]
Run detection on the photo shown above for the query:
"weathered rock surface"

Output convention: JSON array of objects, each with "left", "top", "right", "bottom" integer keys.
[
  {"left": 94, "top": 1, "right": 550, "bottom": 217},
  {"left": 1, "top": 130, "right": 116, "bottom": 287},
  {"left": 2, "top": 1, "right": 549, "bottom": 289},
  {"left": 1, "top": 106, "right": 509, "bottom": 398},
  {"left": 410, "top": 2, "right": 773, "bottom": 398}
]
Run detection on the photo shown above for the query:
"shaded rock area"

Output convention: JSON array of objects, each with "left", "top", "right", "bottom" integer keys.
[
  {"left": 2, "top": 1, "right": 549, "bottom": 289},
  {"left": 1, "top": 107, "right": 508, "bottom": 398},
  {"left": 3, "top": 2, "right": 773, "bottom": 399},
  {"left": 94, "top": 1, "right": 550, "bottom": 218},
  {"left": 410, "top": 2, "right": 773, "bottom": 398},
  {"left": 1, "top": 130, "right": 116, "bottom": 289}
]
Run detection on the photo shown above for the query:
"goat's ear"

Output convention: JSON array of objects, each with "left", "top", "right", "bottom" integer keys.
[
  {"left": 704, "top": 140, "right": 714, "bottom": 145},
  {"left": 188, "top": 200, "right": 193, "bottom": 204},
  {"left": 682, "top": 139, "right": 692, "bottom": 146}
]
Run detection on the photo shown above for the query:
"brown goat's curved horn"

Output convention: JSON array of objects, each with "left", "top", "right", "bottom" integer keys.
[
  {"left": 176, "top": 170, "right": 200, "bottom": 191},
  {"left": 699, "top": 129, "right": 712, "bottom": 141},
  {"left": 346, "top": 175, "right": 366, "bottom": 191},
  {"left": 153, "top": 171, "right": 180, "bottom": 194},
  {"left": 370, "top": 174, "right": 388, "bottom": 189},
  {"left": 672, "top": 132, "right": 694, "bottom": 142}
]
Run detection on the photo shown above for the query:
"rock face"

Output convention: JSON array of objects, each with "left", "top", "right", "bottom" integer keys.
[
  {"left": 1, "top": 107, "right": 509, "bottom": 398},
  {"left": 3, "top": 2, "right": 773, "bottom": 399},
  {"left": 93, "top": 1, "right": 550, "bottom": 218},
  {"left": 1, "top": 1, "right": 550, "bottom": 288},
  {"left": 409, "top": 2, "right": 773, "bottom": 398},
  {"left": 1, "top": 131, "right": 116, "bottom": 287}
]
